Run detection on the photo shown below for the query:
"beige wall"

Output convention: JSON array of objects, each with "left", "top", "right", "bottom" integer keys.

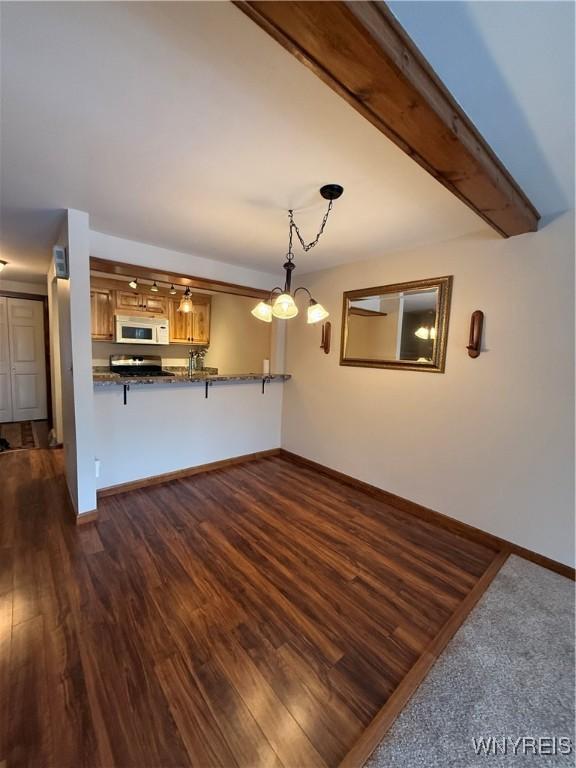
[
  {"left": 282, "top": 211, "right": 575, "bottom": 567},
  {"left": 204, "top": 293, "right": 271, "bottom": 373},
  {"left": 0, "top": 279, "right": 47, "bottom": 295},
  {"left": 346, "top": 299, "right": 400, "bottom": 360},
  {"left": 92, "top": 293, "right": 272, "bottom": 374}
]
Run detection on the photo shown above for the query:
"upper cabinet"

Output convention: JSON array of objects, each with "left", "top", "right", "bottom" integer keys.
[
  {"left": 90, "top": 276, "right": 211, "bottom": 344},
  {"left": 192, "top": 299, "right": 210, "bottom": 344},
  {"left": 168, "top": 295, "right": 211, "bottom": 345},
  {"left": 90, "top": 287, "right": 114, "bottom": 340},
  {"left": 115, "top": 290, "right": 167, "bottom": 316}
]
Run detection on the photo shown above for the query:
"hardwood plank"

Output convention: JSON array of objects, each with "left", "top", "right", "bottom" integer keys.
[
  {"left": 236, "top": 624, "right": 363, "bottom": 765},
  {"left": 194, "top": 654, "right": 283, "bottom": 768},
  {"left": 280, "top": 449, "right": 574, "bottom": 580},
  {"left": 155, "top": 653, "right": 234, "bottom": 768},
  {"left": 339, "top": 549, "right": 509, "bottom": 767},
  {"left": 0, "top": 592, "right": 12, "bottom": 764},
  {"left": 6, "top": 448, "right": 503, "bottom": 767},
  {"left": 212, "top": 635, "right": 328, "bottom": 768},
  {"left": 7, "top": 616, "right": 51, "bottom": 768}
]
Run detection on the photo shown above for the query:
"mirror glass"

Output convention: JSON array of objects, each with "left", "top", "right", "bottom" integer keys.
[{"left": 341, "top": 277, "right": 452, "bottom": 372}]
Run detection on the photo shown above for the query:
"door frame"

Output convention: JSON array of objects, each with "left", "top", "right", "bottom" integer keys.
[{"left": 0, "top": 290, "right": 52, "bottom": 428}]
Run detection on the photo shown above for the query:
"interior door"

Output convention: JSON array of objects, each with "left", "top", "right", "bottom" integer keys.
[
  {"left": 0, "top": 297, "right": 13, "bottom": 422},
  {"left": 7, "top": 298, "right": 47, "bottom": 421}
]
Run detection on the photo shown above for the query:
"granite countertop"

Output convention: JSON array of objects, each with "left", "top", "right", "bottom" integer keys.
[{"left": 93, "top": 371, "right": 291, "bottom": 386}]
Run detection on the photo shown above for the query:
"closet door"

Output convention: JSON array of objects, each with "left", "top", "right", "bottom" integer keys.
[
  {"left": 0, "top": 297, "right": 13, "bottom": 422},
  {"left": 7, "top": 298, "right": 47, "bottom": 421}
]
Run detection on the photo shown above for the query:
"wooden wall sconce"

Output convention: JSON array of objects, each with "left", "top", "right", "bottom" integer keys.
[
  {"left": 467, "top": 311, "right": 484, "bottom": 358},
  {"left": 320, "top": 321, "right": 331, "bottom": 354}
]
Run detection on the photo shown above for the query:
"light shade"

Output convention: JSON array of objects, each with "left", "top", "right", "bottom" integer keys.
[
  {"left": 251, "top": 301, "right": 273, "bottom": 323},
  {"left": 272, "top": 293, "right": 299, "bottom": 319},
  {"left": 128, "top": 278, "right": 138, "bottom": 290},
  {"left": 178, "top": 288, "right": 194, "bottom": 313},
  {"left": 150, "top": 281, "right": 159, "bottom": 292},
  {"left": 415, "top": 325, "right": 437, "bottom": 340},
  {"left": 0, "top": 260, "right": 7, "bottom": 272},
  {"left": 307, "top": 302, "right": 329, "bottom": 324}
]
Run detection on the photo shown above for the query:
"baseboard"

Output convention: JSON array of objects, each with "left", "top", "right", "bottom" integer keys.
[
  {"left": 97, "top": 448, "right": 281, "bottom": 498},
  {"left": 279, "top": 449, "right": 575, "bottom": 581},
  {"left": 339, "top": 548, "right": 509, "bottom": 768},
  {"left": 76, "top": 509, "right": 99, "bottom": 526},
  {"left": 62, "top": 477, "right": 99, "bottom": 526}
]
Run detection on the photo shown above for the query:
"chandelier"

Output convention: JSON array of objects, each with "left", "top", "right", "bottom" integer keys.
[{"left": 251, "top": 184, "right": 343, "bottom": 323}]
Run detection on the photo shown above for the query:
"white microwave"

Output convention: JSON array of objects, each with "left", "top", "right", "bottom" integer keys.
[{"left": 115, "top": 315, "right": 170, "bottom": 345}]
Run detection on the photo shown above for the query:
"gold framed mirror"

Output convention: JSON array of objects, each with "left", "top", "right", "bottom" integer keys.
[{"left": 340, "top": 276, "right": 453, "bottom": 372}]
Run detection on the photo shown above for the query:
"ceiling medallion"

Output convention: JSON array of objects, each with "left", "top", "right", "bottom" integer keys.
[{"left": 251, "top": 184, "right": 343, "bottom": 324}]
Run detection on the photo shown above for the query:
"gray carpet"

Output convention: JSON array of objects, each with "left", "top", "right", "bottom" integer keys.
[{"left": 367, "top": 555, "right": 575, "bottom": 767}]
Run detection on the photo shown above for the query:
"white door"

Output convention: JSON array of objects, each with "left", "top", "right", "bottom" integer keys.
[
  {"left": 7, "top": 298, "right": 47, "bottom": 421},
  {"left": 0, "top": 297, "right": 13, "bottom": 422}
]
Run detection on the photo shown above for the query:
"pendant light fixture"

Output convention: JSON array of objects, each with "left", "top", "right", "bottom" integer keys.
[
  {"left": 169, "top": 284, "right": 177, "bottom": 295},
  {"left": 251, "top": 184, "right": 342, "bottom": 324},
  {"left": 128, "top": 278, "right": 138, "bottom": 290},
  {"left": 150, "top": 281, "right": 159, "bottom": 292},
  {"left": 178, "top": 286, "right": 194, "bottom": 313}
]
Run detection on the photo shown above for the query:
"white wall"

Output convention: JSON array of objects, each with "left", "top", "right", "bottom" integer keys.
[
  {"left": 282, "top": 212, "right": 575, "bottom": 567},
  {"left": 89, "top": 229, "right": 287, "bottom": 489},
  {"left": 90, "top": 230, "right": 276, "bottom": 291},
  {"left": 53, "top": 210, "right": 97, "bottom": 516},
  {"left": 94, "top": 380, "right": 283, "bottom": 488}
]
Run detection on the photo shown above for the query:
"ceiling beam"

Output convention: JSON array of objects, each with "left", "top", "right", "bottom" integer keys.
[{"left": 235, "top": 1, "right": 540, "bottom": 237}]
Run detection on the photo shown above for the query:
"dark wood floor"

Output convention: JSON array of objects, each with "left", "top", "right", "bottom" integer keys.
[{"left": 1, "top": 449, "right": 500, "bottom": 768}]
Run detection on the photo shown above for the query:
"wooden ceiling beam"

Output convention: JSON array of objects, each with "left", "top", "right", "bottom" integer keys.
[{"left": 235, "top": 1, "right": 540, "bottom": 237}]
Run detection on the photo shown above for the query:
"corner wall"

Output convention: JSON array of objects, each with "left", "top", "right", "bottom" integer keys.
[
  {"left": 282, "top": 212, "right": 575, "bottom": 567},
  {"left": 51, "top": 209, "right": 97, "bottom": 515}
]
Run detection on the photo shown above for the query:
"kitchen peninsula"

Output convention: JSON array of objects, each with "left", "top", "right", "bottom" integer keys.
[{"left": 90, "top": 259, "right": 289, "bottom": 493}]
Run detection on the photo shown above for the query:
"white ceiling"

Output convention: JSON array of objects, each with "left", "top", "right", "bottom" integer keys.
[{"left": 0, "top": 1, "right": 493, "bottom": 283}]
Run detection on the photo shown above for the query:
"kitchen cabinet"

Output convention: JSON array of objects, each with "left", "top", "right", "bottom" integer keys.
[
  {"left": 115, "top": 290, "right": 167, "bottom": 316},
  {"left": 90, "top": 287, "right": 114, "bottom": 340},
  {"left": 168, "top": 296, "right": 211, "bottom": 344}
]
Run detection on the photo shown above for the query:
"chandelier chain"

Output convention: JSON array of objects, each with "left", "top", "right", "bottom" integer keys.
[{"left": 288, "top": 199, "right": 334, "bottom": 257}]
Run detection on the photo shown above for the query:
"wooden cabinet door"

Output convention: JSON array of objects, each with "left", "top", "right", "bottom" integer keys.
[
  {"left": 168, "top": 299, "right": 193, "bottom": 343},
  {"left": 115, "top": 290, "right": 143, "bottom": 313},
  {"left": 143, "top": 295, "right": 167, "bottom": 315},
  {"left": 192, "top": 302, "right": 210, "bottom": 344},
  {"left": 90, "top": 288, "right": 114, "bottom": 340}
]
